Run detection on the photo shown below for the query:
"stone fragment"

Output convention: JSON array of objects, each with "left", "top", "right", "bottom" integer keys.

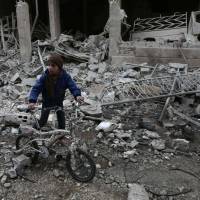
[
  {"left": 128, "top": 183, "right": 149, "bottom": 200},
  {"left": 12, "top": 154, "right": 31, "bottom": 173},
  {"left": 11, "top": 128, "right": 19, "bottom": 134},
  {"left": 95, "top": 121, "right": 116, "bottom": 132},
  {"left": 144, "top": 130, "right": 160, "bottom": 139},
  {"left": 195, "top": 104, "right": 200, "bottom": 115},
  {"left": 7, "top": 168, "right": 17, "bottom": 179},
  {"left": 22, "top": 78, "right": 36, "bottom": 87},
  {"left": 10, "top": 73, "right": 21, "bottom": 83},
  {"left": 53, "top": 169, "right": 61, "bottom": 177},
  {"left": 88, "top": 64, "right": 99, "bottom": 72},
  {"left": 172, "top": 139, "right": 190, "bottom": 152},
  {"left": 0, "top": 171, "right": 4, "bottom": 178},
  {"left": 151, "top": 139, "right": 165, "bottom": 150},
  {"left": 123, "top": 150, "right": 137, "bottom": 158},
  {"left": 1, "top": 175, "right": 7, "bottom": 184},
  {"left": 86, "top": 71, "right": 98, "bottom": 82},
  {"left": 71, "top": 68, "right": 79, "bottom": 78},
  {"left": 80, "top": 104, "right": 102, "bottom": 117},
  {"left": 3, "top": 182, "right": 11, "bottom": 188},
  {"left": 98, "top": 62, "right": 107, "bottom": 74}
]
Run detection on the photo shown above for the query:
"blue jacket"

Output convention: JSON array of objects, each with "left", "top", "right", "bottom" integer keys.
[{"left": 29, "top": 69, "right": 81, "bottom": 107}]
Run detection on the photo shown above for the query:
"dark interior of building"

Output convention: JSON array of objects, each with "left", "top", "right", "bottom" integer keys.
[
  {"left": 122, "top": 0, "right": 200, "bottom": 25},
  {"left": 0, "top": 0, "right": 199, "bottom": 38}
]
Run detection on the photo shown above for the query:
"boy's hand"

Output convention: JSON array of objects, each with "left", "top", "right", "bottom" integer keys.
[
  {"left": 28, "top": 103, "right": 36, "bottom": 110},
  {"left": 76, "top": 96, "right": 84, "bottom": 103}
]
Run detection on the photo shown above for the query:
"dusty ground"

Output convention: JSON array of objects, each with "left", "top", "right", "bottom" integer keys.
[{"left": 1, "top": 102, "right": 200, "bottom": 200}]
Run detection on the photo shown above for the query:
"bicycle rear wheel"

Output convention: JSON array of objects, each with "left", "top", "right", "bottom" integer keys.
[
  {"left": 16, "top": 134, "right": 39, "bottom": 163},
  {"left": 66, "top": 148, "right": 96, "bottom": 183}
]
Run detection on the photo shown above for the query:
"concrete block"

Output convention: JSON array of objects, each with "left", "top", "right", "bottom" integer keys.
[
  {"left": 151, "top": 139, "right": 166, "bottom": 150},
  {"left": 172, "top": 139, "right": 190, "bottom": 152},
  {"left": 7, "top": 168, "right": 17, "bottom": 179},
  {"left": 80, "top": 104, "right": 102, "bottom": 117},
  {"left": 128, "top": 183, "right": 149, "bottom": 200},
  {"left": 12, "top": 154, "right": 31, "bottom": 173}
]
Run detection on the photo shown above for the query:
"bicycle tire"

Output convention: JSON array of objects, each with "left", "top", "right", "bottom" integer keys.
[
  {"left": 66, "top": 148, "right": 96, "bottom": 183},
  {"left": 16, "top": 134, "right": 39, "bottom": 163}
]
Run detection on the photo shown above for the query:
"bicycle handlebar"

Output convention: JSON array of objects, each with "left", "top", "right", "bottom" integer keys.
[{"left": 17, "top": 101, "right": 80, "bottom": 113}]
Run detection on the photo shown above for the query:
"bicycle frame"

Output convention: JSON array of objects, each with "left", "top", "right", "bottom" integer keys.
[{"left": 16, "top": 102, "right": 81, "bottom": 156}]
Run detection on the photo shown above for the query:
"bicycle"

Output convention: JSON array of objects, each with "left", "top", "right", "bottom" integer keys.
[{"left": 15, "top": 103, "right": 96, "bottom": 183}]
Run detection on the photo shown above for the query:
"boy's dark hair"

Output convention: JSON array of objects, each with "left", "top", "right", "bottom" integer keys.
[{"left": 47, "top": 53, "right": 63, "bottom": 69}]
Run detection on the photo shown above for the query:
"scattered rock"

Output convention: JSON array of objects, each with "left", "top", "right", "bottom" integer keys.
[
  {"left": 1, "top": 175, "right": 7, "bottom": 184},
  {"left": 128, "top": 183, "right": 149, "bottom": 200},
  {"left": 95, "top": 121, "right": 116, "bottom": 133},
  {"left": 80, "top": 104, "right": 102, "bottom": 117},
  {"left": 144, "top": 130, "right": 160, "bottom": 139},
  {"left": 172, "top": 139, "right": 190, "bottom": 152},
  {"left": 151, "top": 139, "right": 166, "bottom": 150},
  {"left": 4, "top": 182, "right": 11, "bottom": 188},
  {"left": 7, "top": 168, "right": 17, "bottom": 179},
  {"left": 12, "top": 154, "right": 31, "bottom": 174}
]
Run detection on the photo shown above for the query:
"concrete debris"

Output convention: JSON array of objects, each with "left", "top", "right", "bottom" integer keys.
[
  {"left": 95, "top": 121, "right": 116, "bottom": 133},
  {"left": 172, "top": 139, "right": 190, "bottom": 152},
  {"left": 0, "top": 10, "right": 200, "bottom": 199},
  {"left": 53, "top": 169, "right": 64, "bottom": 178},
  {"left": 7, "top": 168, "right": 17, "bottom": 179},
  {"left": 123, "top": 149, "right": 137, "bottom": 158},
  {"left": 80, "top": 104, "right": 102, "bottom": 117},
  {"left": 1, "top": 175, "right": 8, "bottom": 184},
  {"left": 3, "top": 182, "right": 11, "bottom": 188},
  {"left": 12, "top": 154, "right": 31, "bottom": 174},
  {"left": 128, "top": 183, "right": 149, "bottom": 200},
  {"left": 143, "top": 130, "right": 160, "bottom": 139},
  {"left": 151, "top": 139, "right": 166, "bottom": 150}
]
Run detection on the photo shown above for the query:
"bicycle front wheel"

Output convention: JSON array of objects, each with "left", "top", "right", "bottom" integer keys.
[
  {"left": 66, "top": 148, "right": 96, "bottom": 183},
  {"left": 16, "top": 134, "right": 39, "bottom": 163}
]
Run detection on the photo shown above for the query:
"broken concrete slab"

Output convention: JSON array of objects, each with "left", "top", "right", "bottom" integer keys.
[
  {"left": 85, "top": 71, "right": 99, "bottom": 82},
  {"left": 1, "top": 175, "right": 8, "bottom": 184},
  {"left": 88, "top": 64, "right": 99, "bottom": 72},
  {"left": 123, "top": 149, "right": 137, "bottom": 158},
  {"left": 7, "top": 168, "right": 17, "bottom": 179},
  {"left": 95, "top": 121, "right": 116, "bottom": 133},
  {"left": 144, "top": 130, "right": 160, "bottom": 139},
  {"left": 10, "top": 72, "right": 21, "bottom": 83},
  {"left": 98, "top": 62, "right": 108, "bottom": 74},
  {"left": 80, "top": 104, "right": 102, "bottom": 117},
  {"left": 128, "top": 183, "right": 149, "bottom": 200},
  {"left": 22, "top": 78, "right": 36, "bottom": 87},
  {"left": 172, "top": 138, "right": 190, "bottom": 152},
  {"left": 12, "top": 154, "right": 31, "bottom": 174},
  {"left": 151, "top": 139, "right": 166, "bottom": 150}
]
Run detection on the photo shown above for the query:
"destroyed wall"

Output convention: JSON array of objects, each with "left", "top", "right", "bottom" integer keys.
[{"left": 109, "top": 0, "right": 200, "bottom": 65}]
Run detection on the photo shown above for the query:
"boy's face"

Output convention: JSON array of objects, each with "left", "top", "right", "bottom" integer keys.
[{"left": 48, "top": 63, "right": 60, "bottom": 76}]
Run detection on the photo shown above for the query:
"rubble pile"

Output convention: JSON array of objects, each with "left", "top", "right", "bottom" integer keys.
[{"left": 1, "top": 33, "right": 200, "bottom": 199}]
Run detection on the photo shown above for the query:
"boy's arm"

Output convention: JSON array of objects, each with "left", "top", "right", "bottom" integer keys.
[
  {"left": 29, "top": 74, "right": 46, "bottom": 103},
  {"left": 65, "top": 73, "right": 81, "bottom": 98}
]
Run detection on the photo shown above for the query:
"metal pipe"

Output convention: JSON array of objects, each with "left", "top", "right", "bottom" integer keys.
[
  {"left": 101, "top": 90, "right": 200, "bottom": 106},
  {"left": 31, "top": 0, "right": 39, "bottom": 36}
]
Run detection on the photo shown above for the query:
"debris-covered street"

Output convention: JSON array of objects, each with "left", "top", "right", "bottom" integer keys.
[{"left": 1, "top": 0, "right": 200, "bottom": 199}]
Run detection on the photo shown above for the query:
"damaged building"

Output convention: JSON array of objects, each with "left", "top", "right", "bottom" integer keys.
[{"left": 1, "top": 0, "right": 200, "bottom": 64}]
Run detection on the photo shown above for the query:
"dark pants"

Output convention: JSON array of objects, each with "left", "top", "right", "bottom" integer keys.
[{"left": 37, "top": 107, "right": 65, "bottom": 129}]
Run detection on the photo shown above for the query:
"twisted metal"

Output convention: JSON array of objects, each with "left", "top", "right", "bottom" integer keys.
[{"left": 100, "top": 72, "right": 200, "bottom": 106}]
